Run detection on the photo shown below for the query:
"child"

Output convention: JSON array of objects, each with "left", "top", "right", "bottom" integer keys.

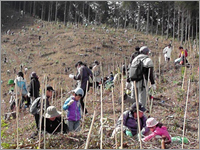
[
  {"left": 63, "top": 88, "right": 84, "bottom": 132},
  {"left": 142, "top": 117, "right": 171, "bottom": 144},
  {"left": 7, "top": 79, "right": 16, "bottom": 111}
]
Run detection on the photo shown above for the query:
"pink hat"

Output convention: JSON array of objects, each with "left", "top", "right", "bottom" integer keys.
[{"left": 146, "top": 118, "right": 158, "bottom": 128}]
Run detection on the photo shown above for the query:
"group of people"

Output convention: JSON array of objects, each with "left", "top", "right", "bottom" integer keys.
[{"left": 6, "top": 44, "right": 189, "bottom": 144}]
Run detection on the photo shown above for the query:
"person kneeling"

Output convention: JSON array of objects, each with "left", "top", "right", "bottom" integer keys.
[{"left": 42, "top": 106, "right": 69, "bottom": 134}]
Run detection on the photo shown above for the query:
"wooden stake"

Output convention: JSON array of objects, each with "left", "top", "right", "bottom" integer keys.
[
  {"left": 134, "top": 81, "right": 143, "bottom": 149},
  {"left": 182, "top": 79, "right": 190, "bottom": 149},
  {"left": 182, "top": 67, "right": 187, "bottom": 90},
  {"left": 100, "top": 84, "right": 103, "bottom": 149},
  {"left": 159, "top": 54, "right": 161, "bottom": 84},
  {"left": 43, "top": 75, "right": 47, "bottom": 149},
  {"left": 84, "top": 110, "right": 96, "bottom": 149},
  {"left": 112, "top": 87, "right": 117, "bottom": 149},
  {"left": 15, "top": 76, "right": 19, "bottom": 149},
  {"left": 120, "top": 74, "right": 124, "bottom": 149},
  {"left": 61, "top": 88, "right": 63, "bottom": 134}
]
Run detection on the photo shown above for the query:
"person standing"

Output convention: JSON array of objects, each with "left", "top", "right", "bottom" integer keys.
[
  {"left": 28, "top": 72, "right": 40, "bottom": 102},
  {"left": 69, "top": 61, "right": 93, "bottom": 114},
  {"left": 92, "top": 60, "right": 101, "bottom": 89},
  {"left": 130, "top": 46, "right": 156, "bottom": 109},
  {"left": 163, "top": 44, "right": 172, "bottom": 62}
]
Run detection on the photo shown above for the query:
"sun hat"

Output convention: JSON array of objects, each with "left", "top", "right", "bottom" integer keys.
[
  {"left": 139, "top": 46, "right": 150, "bottom": 54},
  {"left": 73, "top": 88, "right": 84, "bottom": 97},
  {"left": 130, "top": 102, "right": 146, "bottom": 113},
  {"left": 45, "top": 106, "right": 61, "bottom": 118},
  {"left": 146, "top": 117, "right": 159, "bottom": 128}
]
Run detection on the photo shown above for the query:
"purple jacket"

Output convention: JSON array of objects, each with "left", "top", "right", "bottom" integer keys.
[
  {"left": 63, "top": 96, "right": 81, "bottom": 121},
  {"left": 117, "top": 110, "right": 147, "bottom": 136}
]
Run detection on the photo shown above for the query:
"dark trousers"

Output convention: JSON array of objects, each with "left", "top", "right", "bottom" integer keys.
[
  {"left": 80, "top": 89, "right": 88, "bottom": 114},
  {"left": 34, "top": 114, "right": 40, "bottom": 130}
]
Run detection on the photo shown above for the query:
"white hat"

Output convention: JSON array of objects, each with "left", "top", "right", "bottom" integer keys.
[
  {"left": 73, "top": 88, "right": 84, "bottom": 97},
  {"left": 146, "top": 117, "right": 158, "bottom": 128},
  {"left": 139, "top": 46, "right": 150, "bottom": 54},
  {"left": 45, "top": 106, "right": 61, "bottom": 118}
]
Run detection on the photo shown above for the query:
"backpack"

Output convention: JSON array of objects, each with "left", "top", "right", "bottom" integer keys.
[
  {"left": 30, "top": 97, "right": 41, "bottom": 115},
  {"left": 129, "top": 56, "right": 148, "bottom": 81}
]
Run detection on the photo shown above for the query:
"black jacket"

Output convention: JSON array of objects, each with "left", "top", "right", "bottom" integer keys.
[{"left": 29, "top": 77, "right": 40, "bottom": 98}]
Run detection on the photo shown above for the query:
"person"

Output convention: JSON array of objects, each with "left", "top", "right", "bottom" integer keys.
[
  {"left": 129, "top": 46, "right": 140, "bottom": 65},
  {"left": 174, "top": 46, "right": 188, "bottom": 65},
  {"left": 142, "top": 117, "right": 171, "bottom": 144},
  {"left": 92, "top": 60, "right": 101, "bottom": 89},
  {"left": 130, "top": 46, "right": 156, "bottom": 108},
  {"left": 69, "top": 61, "right": 93, "bottom": 114},
  {"left": 111, "top": 102, "right": 147, "bottom": 138},
  {"left": 7, "top": 79, "right": 16, "bottom": 111},
  {"left": 163, "top": 44, "right": 172, "bottom": 62},
  {"left": 14, "top": 71, "right": 30, "bottom": 108},
  {"left": 42, "top": 106, "right": 69, "bottom": 134},
  {"left": 30, "top": 85, "right": 54, "bottom": 138},
  {"left": 28, "top": 72, "right": 40, "bottom": 102},
  {"left": 63, "top": 88, "right": 83, "bottom": 132}
]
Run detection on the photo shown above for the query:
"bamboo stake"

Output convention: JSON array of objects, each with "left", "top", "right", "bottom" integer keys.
[
  {"left": 15, "top": 76, "right": 19, "bottom": 149},
  {"left": 182, "top": 66, "right": 187, "bottom": 90},
  {"left": 81, "top": 81, "right": 89, "bottom": 132},
  {"left": 111, "top": 87, "right": 117, "bottom": 149},
  {"left": 84, "top": 110, "right": 96, "bottom": 149},
  {"left": 134, "top": 81, "right": 143, "bottom": 149},
  {"left": 143, "top": 68, "right": 150, "bottom": 109},
  {"left": 182, "top": 79, "right": 190, "bottom": 149},
  {"left": 159, "top": 54, "right": 161, "bottom": 84},
  {"left": 43, "top": 75, "right": 47, "bottom": 149},
  {"left": 61, "top": 88, "right": 63, "bottom": 134},
  {"left": 38, "top": 79, "right": 44, "bottom": 149},
  {"left": 100, "top": 84, "right": 103, "bottom": 149},
  {"left": 120, "top": 73, "right": 124, "bottom": 149}
]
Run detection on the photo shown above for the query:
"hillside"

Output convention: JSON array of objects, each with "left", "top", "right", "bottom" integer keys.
[{"left": 1, "top": 4, "right": 199, "bottom": 149}]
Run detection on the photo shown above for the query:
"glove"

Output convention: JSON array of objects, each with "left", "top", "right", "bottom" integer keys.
[
  {"left": 69, "top": 74, "right": 74, "bottom": 79},
  {"left": 125, "top": 130, "right": 133, "bottom": 137},
  {"left": 152, "top": 84, "right": 156, "bottom": 90},
  {"left": 27, "top": 92, "right": 31, "bottom": 97},
  {"left": 67, "top": 100, "right": 74, "bottom": 106}
]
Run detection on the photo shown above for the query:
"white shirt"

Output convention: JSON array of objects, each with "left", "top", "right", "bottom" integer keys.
[{"left": 163, "top": 46, "right": 172, "bottom": 58}]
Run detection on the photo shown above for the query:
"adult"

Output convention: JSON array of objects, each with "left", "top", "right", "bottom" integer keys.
[
  {"left": 42, "top": 106, "right": 69, "bottom": 134},
  {"left": 28, "top": 72, "right": 40, "bottom": 102},
  {"left": 69, "top": 61, "right": 93, "bottom": 114},
  {"left": 111, "top": 102, "right": 147, "bottom": 138},
  {"left": 14, "top": 71, "right": 30, "bottom": 108},
  {"left": 30, "top": 85, "right": 54, "bottom": 138},
  {"left": 129, "top": 46, "right": 140, "bottom": 65},
  {"left": 163, "top": 44, "right": 172, "bottom": 62},
  {"left": 92, "top": 60, "right": 101, "bottom": 88},
  {"left": 130, "top": 46, "right": 156, "bottom": 108}
]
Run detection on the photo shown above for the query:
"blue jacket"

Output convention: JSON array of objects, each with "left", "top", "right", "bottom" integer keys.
[
  {"left": 14, "top": 76, "right": 27, "bottom": 95},
  {"left": 63, "top": 96, "right": 81, "bottom": 121}
]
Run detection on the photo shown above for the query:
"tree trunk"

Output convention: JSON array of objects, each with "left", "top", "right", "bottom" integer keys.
[
  {"left": 41, "top": 3, "right": 44, "bottom": 20},
  {"left": 188, "top": 11, "right": 191, "bottom": 42},
  {"left": 23, "top": 1, "right": 26, "bottom": 15},
  {"left": 64, "top": 1, "right": 67, "bottom": 26},
  {"left": 177, "top": 6, "right": 180, "bottom": 41},
  {"left": 29, "top": 2, "right": 32, "bottom": 15},
  {"left": 19, "top": 1, "right": 21, "bottom": 12},
  {"left": 196, "top": 16, "right": 198, "bottom": 43},
  {"left": 88, "top": 3, "right": 90, "bottom": 23},
  {"left": 48, "top": 2, "right": 51, "bottom": 22},
  {"left": 33, "top": 1, "right": 36, "bottom": 17},
  {"left": 146, "top": 3, "right": 149, "bottom": 35},
  {"left": 151, "top": 8, "right": 154, "bottom": 35},
  {"left": 82, "top": 2, "right": 85, "bottom": 24},
  {"left": 68, "top": 1, "right": 71, "bottom": 23},
  {"left": 173, "top": 7, "right": 175, "bottom": 41},
  {"left": 181, "top": 9, "right": 184, "bottom": 45},
  {"left": 161, "top": 7, "right": 164, "bottom": 37},
  {"left": 137, "top": 4, "right": 141, "bottom": 31},
  {"left": 185, "top": 10, "right": 188, "bottom": 42},
  {"left": 55, "top": 1, "right": 58, "bottom": 22},
  {"left": 166, "top": 6, "right": 170, "bottom": 39}
]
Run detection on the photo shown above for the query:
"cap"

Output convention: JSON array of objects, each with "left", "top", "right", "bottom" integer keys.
[
  {"left": 146, "top": 117, "right": 158, "bottom": 128},
  {"left": 73, "top": 88, "right": 84, "bottom": 97},
  {"left": 46, "top": 85, "right": 55, "bottom": 91},
  {"left": 139, "top": 46, "right": 150, "bottom": 54},
  {"left": 130, "top": 102, "right": 146, "bottom": 113},
  {"left": 44, "top": 106, "right": 61, "bottom": 118}
]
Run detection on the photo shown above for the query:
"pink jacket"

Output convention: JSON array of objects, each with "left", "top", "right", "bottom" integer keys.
[{"left": 142, "top": 126, "right": 171, "bottom": 142}]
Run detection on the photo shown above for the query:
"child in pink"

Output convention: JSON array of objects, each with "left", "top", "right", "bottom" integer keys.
[{"left": 142, "top": 118, "right": 171, "bottom": 144}]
